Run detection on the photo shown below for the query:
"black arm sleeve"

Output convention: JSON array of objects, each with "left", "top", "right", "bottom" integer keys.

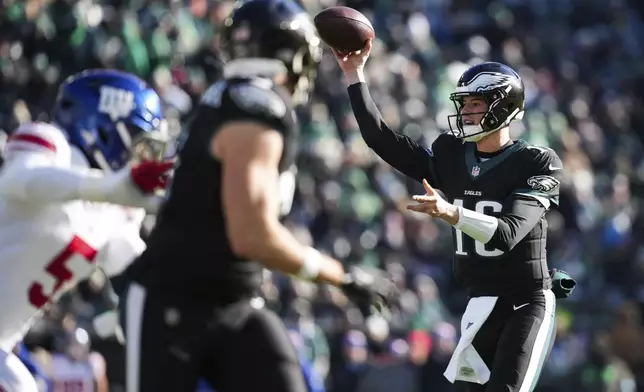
[
  {"left": 487, "top": 195, "right": 546, "bottom": 252},
  {"left": 485, "top": 146, "right": 563, "bottom": 252},
  {"left": 347, "top": 82, "right": 439, "bottom": 186}
]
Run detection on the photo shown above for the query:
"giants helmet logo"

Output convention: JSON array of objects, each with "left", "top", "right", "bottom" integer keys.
[{"left": 98, "top": 86, "right": 135, "bottom": 121}]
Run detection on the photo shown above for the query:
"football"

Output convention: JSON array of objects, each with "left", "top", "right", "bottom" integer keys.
[{"left": 313, "top": 6, "right": 374, "bottom": 52}]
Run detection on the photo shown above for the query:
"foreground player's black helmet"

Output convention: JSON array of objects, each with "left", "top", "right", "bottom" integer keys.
[
  {"left": 221, "top": 0, "right": 322, "bottom": 104},
  {"left": 448, "top": 62, "right": 525, "bottom": 142}
]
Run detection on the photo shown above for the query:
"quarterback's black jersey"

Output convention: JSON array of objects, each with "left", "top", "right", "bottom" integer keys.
[
  {"left": 430, "top": 134, "right": 560, "bottom": 296},
  {"left": 127, "top": 77, "right": 298, "bottom": 302},
  {"left": 348, "top": 82, "right": 561, "bottom": 297}
]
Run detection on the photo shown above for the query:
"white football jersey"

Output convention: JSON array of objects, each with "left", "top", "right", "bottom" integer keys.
[
  {"left": 0, "top": 122, "right": 146, "bottom": 351},
  {"left": 50, "top": 354, "right": 97, "bottom": 392}
]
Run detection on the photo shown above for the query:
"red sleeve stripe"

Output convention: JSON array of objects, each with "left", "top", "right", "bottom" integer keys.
[{"left": 7, "top": 133, "right": 57, "bottom": 153}]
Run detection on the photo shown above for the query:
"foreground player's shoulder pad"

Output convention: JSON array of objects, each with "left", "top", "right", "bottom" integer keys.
[
  {"left": 222, "top": 79, "right": 294, "bottom": 134},
  {"left": 228, "top": 81, "right": 288, "bottom": 119},
  {"left": 515, "top": 144, "right": 562, "bottom": 208},
  {"left": 198, "top": 78, "right": 295, "bottom": 146}
]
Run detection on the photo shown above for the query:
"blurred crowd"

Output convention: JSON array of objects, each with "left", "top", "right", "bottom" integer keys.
[{"left": 3, "top": 0, "right": 644, "bottom": 391}]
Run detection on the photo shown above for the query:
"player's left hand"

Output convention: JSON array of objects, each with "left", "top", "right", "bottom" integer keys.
[{"left": 407, "top": 179, "right": 459, "bottom": 225}]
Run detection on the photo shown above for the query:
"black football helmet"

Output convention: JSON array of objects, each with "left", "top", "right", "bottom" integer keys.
[
  {"left": 448, "top": 62, "right": 525, "bottom": 142},
  {"left": 220, "top": 0, "right": 322, "bottom": 104}
]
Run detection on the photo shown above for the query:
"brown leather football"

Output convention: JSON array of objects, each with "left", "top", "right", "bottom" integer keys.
[{"left": 314, "top": 6, "right": 374, "bottom": 52}]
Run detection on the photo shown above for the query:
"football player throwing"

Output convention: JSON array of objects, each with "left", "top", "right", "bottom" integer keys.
[{"left": 336, "top": 40, "right": 563, "bottom": 392}]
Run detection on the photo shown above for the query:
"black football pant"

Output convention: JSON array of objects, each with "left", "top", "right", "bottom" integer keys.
[
  {"left": 120, "top": 282, "right": 307, "bottom": 392},
  {"left": 455, "top": 289, "right": 557, "bottom": 392}
]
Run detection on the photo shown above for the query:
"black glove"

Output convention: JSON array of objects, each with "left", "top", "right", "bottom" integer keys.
[
  {"left": 340, "top": 266, "right": 400, "bottom": 315},
  {"left": 549, "top": 268, "right": 576, "bottom": 299}
]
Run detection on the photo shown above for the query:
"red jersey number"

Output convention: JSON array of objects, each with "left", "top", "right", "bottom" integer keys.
[{"left": 28, "top": 236, "right": 97, "bottom": 309}]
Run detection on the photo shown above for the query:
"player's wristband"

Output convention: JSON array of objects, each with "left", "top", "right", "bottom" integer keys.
[
  {"left": 453, "top": 206, "right": 499, "bottom": 243},
  {"left": 345, "top": 69, "right": 366, "bottom": 85},
  {"left": 296, "top": 247, "right": 323, "bottom": 280}
]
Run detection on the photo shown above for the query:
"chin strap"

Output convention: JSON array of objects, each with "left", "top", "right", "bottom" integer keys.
[{"left": 461, "top": 125, "right": 501, "bottom": 142}]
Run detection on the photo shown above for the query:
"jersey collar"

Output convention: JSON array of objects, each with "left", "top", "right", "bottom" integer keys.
[{"left": 464, "top": 139, "right": 524, "bottom": 180}]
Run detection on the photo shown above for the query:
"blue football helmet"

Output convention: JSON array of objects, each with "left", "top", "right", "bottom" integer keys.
[{"left": 52, "top": 69, "right": 168, "bottom": 171}]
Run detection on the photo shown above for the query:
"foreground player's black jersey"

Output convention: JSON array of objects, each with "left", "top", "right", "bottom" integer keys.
[
  {"left": 348, "top": 82, "right": 562, "bottom": 297},
  {"left": 129, "top": 76, "right": 297, "bottom": 301}
]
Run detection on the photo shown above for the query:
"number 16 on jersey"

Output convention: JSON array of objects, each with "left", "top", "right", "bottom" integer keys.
[{"left": 452, "top": 198, "right": 504, "bottom": 258}]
